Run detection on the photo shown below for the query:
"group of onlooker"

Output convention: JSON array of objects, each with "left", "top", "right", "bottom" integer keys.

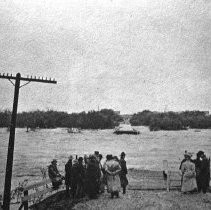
[
  {"left": 48, "top": 151, "right": 128, "bottom": 200},
  {"left": 180, "top": 150, "right": 210, "bottom": 194}
]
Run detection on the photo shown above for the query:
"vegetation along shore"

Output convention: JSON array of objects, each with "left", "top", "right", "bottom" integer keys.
[{"left": 0, "top": 109, "right": 210, "bottom": 131}]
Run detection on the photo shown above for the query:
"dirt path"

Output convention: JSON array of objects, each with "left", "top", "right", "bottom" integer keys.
[{"left": 73, "top": 190, "right": 211, "bottom": 210}]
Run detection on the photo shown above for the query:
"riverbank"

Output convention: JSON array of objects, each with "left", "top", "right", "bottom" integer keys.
[
  {"left": 29, "top": 169, "right": 211, "bottom": 210},
  {"left": 30, "top": 190, "right": 211, "bottom": 210}
]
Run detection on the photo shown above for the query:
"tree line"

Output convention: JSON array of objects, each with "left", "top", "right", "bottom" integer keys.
[
  {"left": 130, "top": 110, "right": 211, "bottom": 131},
  {"left": 0, "top": 109, "right": 122, "bottom": 129},
  {"left": 1, "top": 109, "right": 211, "bottom": 131}
]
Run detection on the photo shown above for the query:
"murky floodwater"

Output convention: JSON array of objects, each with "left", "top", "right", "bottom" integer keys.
[{"left": 0, "top": 127, "right": 211, "bottom": 193}]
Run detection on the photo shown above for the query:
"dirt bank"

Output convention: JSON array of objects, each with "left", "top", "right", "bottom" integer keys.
[
  {"left": 30, "top": 169, "right": 211, "bottom": 210},
  {"left": 73, "top": 190, "right": 211, "bottom": 210}
]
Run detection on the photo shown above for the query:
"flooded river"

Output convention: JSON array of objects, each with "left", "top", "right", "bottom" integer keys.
[{"left": 0, "top": 127, "right": 211, "bottom": 193}]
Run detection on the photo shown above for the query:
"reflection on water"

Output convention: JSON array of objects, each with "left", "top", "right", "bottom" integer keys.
[{"left": 0, "top": 127, "right": 211, "bottom": 192}]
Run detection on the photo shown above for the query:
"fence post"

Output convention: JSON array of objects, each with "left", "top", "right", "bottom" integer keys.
[
  {"left": 23, "top": 190, "right": 28, "bottom": 210},
  {"left": 163, "top": 160, "right": 170, "bottom": 192}
]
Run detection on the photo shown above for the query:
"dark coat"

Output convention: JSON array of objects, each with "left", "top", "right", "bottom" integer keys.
[
  {"left": 85, "top": 160, "right": 100, "bottom": 198},
  {"left": 119, "top": 158, "right": 128, "bottom": 187},
  {"left": 194, "top": 158, "right": 201, "bottom": 178},
  {"left": 48, "top": 164, "right": 61, "bottom": 180},
  {"left": 200, "top": 158, "right": 210, "bottom": 188},
  {"left": 65, "top": 160, "right": 72, "bottom": 185},
  {"left": 194, "top": 157, "right": 210, "bottom": 192},
  {"left": 78, "top": 163, "right": 85, "bottom": 183},
  {"left": 71, "top": 163, "right": 80, "bottom": 197},
  {"left": 48, "top": 164, "right": 62, "bottom": 189},
  {"left": 71, "top": 163, "right": 80, "bottom": 183}
]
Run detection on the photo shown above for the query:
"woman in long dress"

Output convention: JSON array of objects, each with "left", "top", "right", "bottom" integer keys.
[
  {"left": 181, "top": 152, "right": 197, "bottom": 193},
  {"left": 104, "top": 155, "right": 121, "bottom": 198}
]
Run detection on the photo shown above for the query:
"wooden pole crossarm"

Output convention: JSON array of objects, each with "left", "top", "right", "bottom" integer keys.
[
  {"left": 0, "top": 73, "right": 57, "bottom": 84},
  {"left": 20, "top": 77, "right": 57, "bottom": 84}
]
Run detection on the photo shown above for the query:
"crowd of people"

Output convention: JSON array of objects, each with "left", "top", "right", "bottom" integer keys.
[
  {"left": 48, "top": 151, "right": 128, "bottom": 200},
  {"left": 47, "top": 149, "right": 210, "bottom": 201},
  {"left": 179, "top": 150, "right": 210, "bottom": 194}
]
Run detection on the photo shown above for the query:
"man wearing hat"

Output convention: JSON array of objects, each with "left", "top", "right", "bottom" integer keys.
[
  {"left": 76, "top": 157, "right": 85, "bottom": 198},
  {"left": 65, "top": 155, "right": 73, "bottom": 197},
  {"left": 119, "top": 152, "right": 128, "bottom": 194},
  {"left": 196, "top": 151, "right": 210, "bottom": 193},
  {"left": 94, "top": 151, "right": 100, "bottom": 162},
  {"left": 48, "top": 159, "right": 63, "bottom": 189}
]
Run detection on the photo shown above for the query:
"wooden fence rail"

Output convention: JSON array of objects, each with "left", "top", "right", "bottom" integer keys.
[{"left": 18, "top": 179, "right": 65, "bottom": 210}]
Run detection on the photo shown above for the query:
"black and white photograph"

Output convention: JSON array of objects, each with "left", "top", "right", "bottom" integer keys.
[{"left": 0, "top": 0, "right": 211, "bottom": 209}]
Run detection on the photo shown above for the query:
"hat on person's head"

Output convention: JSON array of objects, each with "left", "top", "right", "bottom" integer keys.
[
  {"left": 78, "top": 157, "right": 83, "bottom": 162},
  {"left": 89, "top": 154, "right": 96, "bottom": 160},
  {"left": 84, "top": 154, "right": 88, "bottom": 159},
  {"left": 51, "top": 159, "right": 57, "bottom": 163},
  {"left": 94, "top": 151, "right": 99, "bottom": 156},
  {"left": 197, "top": 151, "right": 204, "bottom": 157},
  {"left": 69, "top": 155, "right": 73, "bottom": 160},
  {"left": 113, "top": 156, "right": 119, "bottom": 161},
  {"left": 185, "top": 152, "right": 192, "bottom": 158},
  {"left": 106, "top": 154, "right": 113, "bottom": 160},
  {"left": 121, "top": 152, "right": 126, "bottom": 157},
  {"left": 184, "top": 150, "right": 190, "bottom": 156}
]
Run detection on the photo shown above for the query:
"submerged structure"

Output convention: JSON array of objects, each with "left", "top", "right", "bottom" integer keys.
[{"left": 114, "top": 123, "right": 140, "bottom": 135}]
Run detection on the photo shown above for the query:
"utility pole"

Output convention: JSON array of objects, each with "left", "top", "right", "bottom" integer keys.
[{"left": 0, "top": 73, "right": 57, "bottom": 210}]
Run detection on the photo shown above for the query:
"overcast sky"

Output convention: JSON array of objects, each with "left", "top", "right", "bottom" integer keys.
[{"left": 0, "top": 0, "right": 210, "bottom": 114}]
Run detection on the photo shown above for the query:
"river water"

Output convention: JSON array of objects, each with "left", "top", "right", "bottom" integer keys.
[{"left": 0, "top": 127, "right": 211, "bottom": 193}]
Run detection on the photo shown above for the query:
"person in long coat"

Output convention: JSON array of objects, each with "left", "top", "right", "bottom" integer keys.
[
  {"left": 181, "top": 152, "right": 197, "bottom": 193},
  {"left": 104, "top": 155, "right": 122, "bottom": 198},
  {"left": 85, "top": 155, "right": 101, "bottom": 199},
  {"left": 119, "top": 152, "right": 128, "bottom": 194},
  {"left": 98, "top": 154, "right": 105, "bottom": 193},
  {"left": 194, "top": 151, "right": 210, "bottom": 193},
  {"left": 199, "top": 151, "right": 210, "bottom": 193},
  {"left": 76, "top": 157, "right": 85, "bottom": 198},
  {"left": 194, "top": 151, "right": 203, "bottom": 192},
  {"left": 65, "top": 155, "right": 73, "bottom": 197},
  {"left": 48, "top": 159, "right": 63, "bottom": 189},
  {"left": 71, "top": 159, "right": 80, "bottom": 199}
]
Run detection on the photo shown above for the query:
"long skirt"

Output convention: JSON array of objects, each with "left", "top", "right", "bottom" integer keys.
[
  {"left": 181, "top": 174, "right": 197, "bottom": 192},
  {"left": 107, "top": 174, "right": 121, "bottom": 193}
]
